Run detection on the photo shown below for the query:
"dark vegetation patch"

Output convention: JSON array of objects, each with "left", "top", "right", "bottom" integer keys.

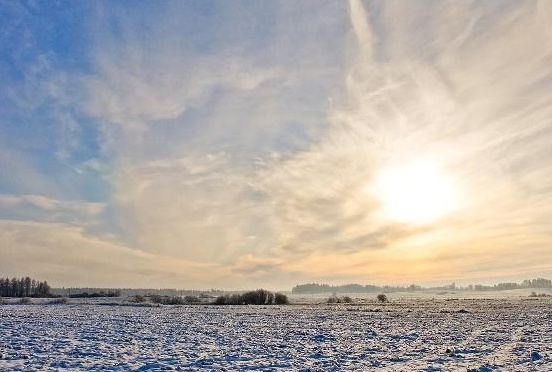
[
  {"left": 327, "top": 295, "right": 353, "bottom": 304},
  {"left": 529, "top": 291, "right": 551, "bottom": 297},
  {"left": 69, "top": 290, "right": 121, "bottom": 298},
  {"left": 214, "top": 289, "right": 288, "bottom": 305}
]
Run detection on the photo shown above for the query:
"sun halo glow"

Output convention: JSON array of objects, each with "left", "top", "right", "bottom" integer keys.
[{"left": 371, "top": 159, "right": 458, "bottom": 224}]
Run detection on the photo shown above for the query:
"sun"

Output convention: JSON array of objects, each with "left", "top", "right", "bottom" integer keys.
[{"left": 371, "top": 158, "right": 458, "bottom": 224}]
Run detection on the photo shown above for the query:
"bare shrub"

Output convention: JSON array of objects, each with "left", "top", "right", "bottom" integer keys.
[
  {"left": 342, "top": 296, "right": 353, "bottom": 303},
  {"left": 48, "top": 297, "right": 68, "bottom": 304},
  {"left": 241, "top": 289, "right": 272, "bottom": 305},
  {"left": 133, "top": 295, "right": 146, "bottom": 303},
  {"left": 530, "top": 291, "right": 550, "bottom": 297},
  {"left": 214, "top": 294, "right": 240, "bottom": 305},
  {"left": 327, "top": 295, "right": 353, "bottom": 304},
  {"left": 377, "top": 294, "right": 388, "bottom": 303},
  {"left": 149, "top": 295, "right": 163, "bottom": 304},
  {"left": 184, "top": 295, "right": 201, "bottom": 304},
  {"left": 214, "top": 295, "right": 228, "bottom": 305},
  {"left": 327, "top": 295, "right": 339, "bottom": 303},
  {"left": 274, "top": 292, "right": 289, "bottom": 305},
  {"left": 148, "top": 295, "right": 185, "bottom": 305},
  {"left": 164, "top": 296, "right": 185, "bottom": 305}
]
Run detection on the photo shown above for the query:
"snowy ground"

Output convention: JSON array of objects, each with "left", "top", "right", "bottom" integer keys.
[{"left": 0, "top": 298, "right": 551, "bottom": 371}]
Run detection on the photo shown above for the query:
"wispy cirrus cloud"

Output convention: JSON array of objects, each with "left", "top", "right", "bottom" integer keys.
[
  {"left": 73, "top": 2, "right": 351, "bottom": 266},
  {"left": 0, "top": 194, "right": 105, "bottom": 228},
  {"left": 246, "top": 0, "right": 552, "bottom": 282}
]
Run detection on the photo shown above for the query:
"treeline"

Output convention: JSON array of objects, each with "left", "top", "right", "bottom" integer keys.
[
  {"left": 0, "top": 277, "right": 51, "bottom": 297},
  {"left": 68, "top": 290, "right": 121, "bottom": 298},
  {"left": 51, "top": 287, "right": 225, "bottom": 297},
  {"left": 292, "top": 283, "right": 422, "bottom": 294},
  {"left": 465, "top": 278, "right": 552, "bottom": 291},
  {"left": 293, "top": 278, "right": 552, "bottom": 294}
]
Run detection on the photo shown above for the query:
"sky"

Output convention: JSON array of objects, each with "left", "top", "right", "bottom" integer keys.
[{"left": 1, "top": 0, "right": 552, "bottom": 290}]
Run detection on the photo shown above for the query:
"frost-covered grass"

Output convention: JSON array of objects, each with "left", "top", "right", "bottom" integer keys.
[{"left": 0, "top": 298, "right": 551, "bottom": 371}]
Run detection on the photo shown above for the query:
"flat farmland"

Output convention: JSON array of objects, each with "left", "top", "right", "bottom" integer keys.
[{"left": 1, "top": 298, "right": 551, "bottom": 371}]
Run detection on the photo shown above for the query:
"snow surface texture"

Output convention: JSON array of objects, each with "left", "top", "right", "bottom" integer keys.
[{"left": 0, "top": 298, "right": 551, "bottom": 371}]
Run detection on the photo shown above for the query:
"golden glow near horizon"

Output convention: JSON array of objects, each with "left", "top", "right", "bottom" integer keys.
[{"left": 371, "top": 159, "right": 458, "bottom": 224}]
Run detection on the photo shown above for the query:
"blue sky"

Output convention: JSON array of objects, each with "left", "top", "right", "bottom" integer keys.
[{"left": 1, "top": 0, "right": 552, "bottom": 289}]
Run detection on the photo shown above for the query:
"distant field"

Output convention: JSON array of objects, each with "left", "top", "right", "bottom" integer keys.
[
  {"left": 1, "top": 298, "right": 551, "bottom": 371},
  {"left": 289, "top": 288, "right": 552, "bottom": 303}
]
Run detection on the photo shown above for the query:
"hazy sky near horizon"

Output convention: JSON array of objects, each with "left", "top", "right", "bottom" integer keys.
[{"left": 1, "top": 1, "right": 552, "bottom": 289}]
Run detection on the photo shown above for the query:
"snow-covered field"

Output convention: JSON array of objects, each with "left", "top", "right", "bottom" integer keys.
[{"left": 1, "top": 298, "right": 551, "bottom": 371}]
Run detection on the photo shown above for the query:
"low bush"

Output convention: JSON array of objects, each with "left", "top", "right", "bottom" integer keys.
[
  {"left": 184, "top": 295, "right": 201, "bottom": 303},
  {"left": 377, "top": 294, "right": 388, "bottom": 303},
  {"left": 529, "top": 291, "right": 550, "bottom": 297},
  {"left": 274, "top": 292, "right": 289, "bottom": 305},
  {"left": 48, "top": 297, "right": 68, "bottom": 305},
  {"left": 214, "top": 294, "right": 239, "bottom": 305},
  {"left": 342, "top": 295, "right": 353, "bottom": 303},
  {"left": 69, "top": 290, "right": 120, "bottom": 298},
  {"left": 149, "top": 295, "right": 163, "bottom": 304},
  {"left": 147, "top": 295, "right": 186, "bottom": 305},
  {"left": 327, "top": 295, "right": 354, "bottom": 304},
  {"left": 19, "top": 297, "right": 31, "bottom": 305},
  {"left": 132, "top": 295, "right": 146, "bottom": 303},
  {"left": 163, "top": 296, "right": 185, "bottom": 305},
  {"left": 327, "top": 295, "right": 339, "bottom": 303}
]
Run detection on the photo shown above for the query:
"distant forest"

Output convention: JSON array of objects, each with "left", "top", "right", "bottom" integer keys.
[
  {"left": 0, "top": 277, "right": 51, "bottom": 297},
  {"left": 51, "top": 288, "right": 227, "bottom": 297},
  {"left": 292, "top": 278, "right": 552, "bottom": 294},
  {"left": 3, "top": 276, "right": 551, "bottom": 298}
]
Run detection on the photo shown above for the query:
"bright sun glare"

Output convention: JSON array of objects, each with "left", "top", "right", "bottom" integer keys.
[{"left": 372, "top": 159, "right": 457, "bottom": 224}]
